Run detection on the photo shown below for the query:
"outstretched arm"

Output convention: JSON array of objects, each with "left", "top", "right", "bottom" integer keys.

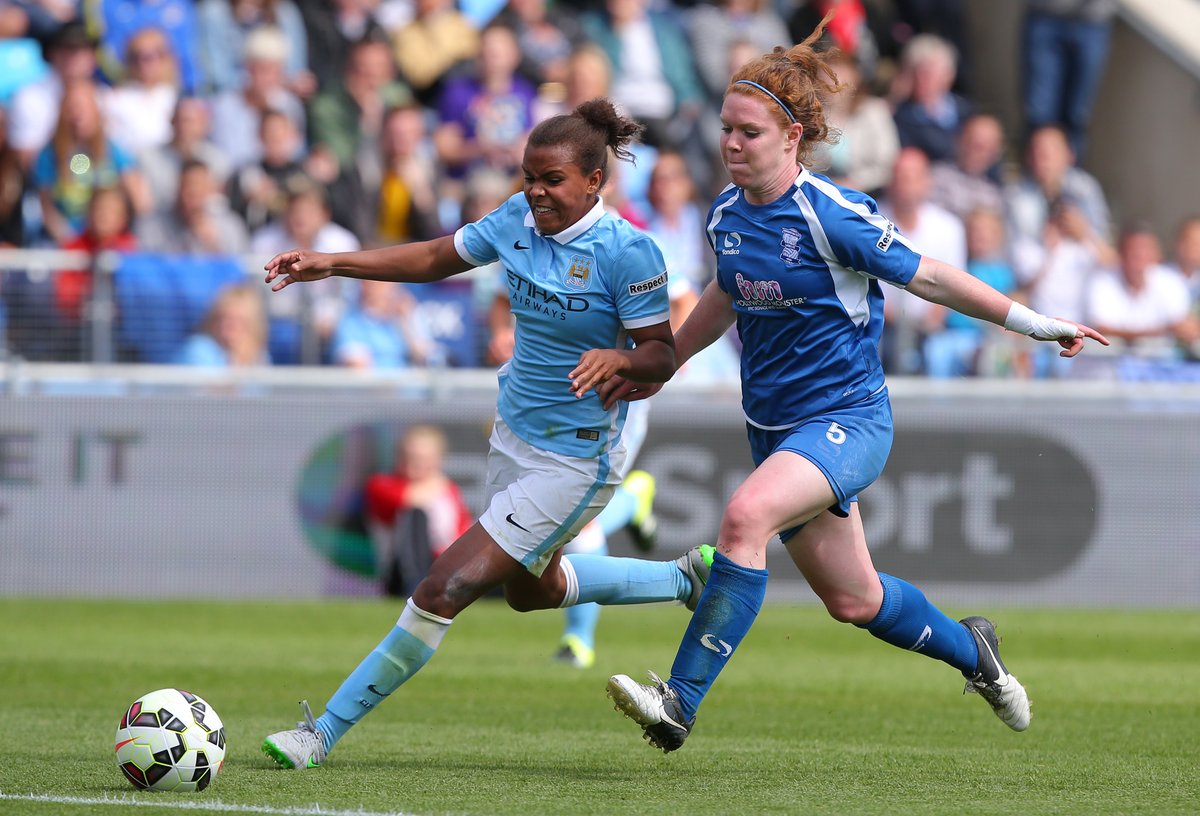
[
  {"left": 905, "top": 256, "right": 1109, "bottom": 357},
  {"left": 264, "top": 235, "right": 473, "bottom": 291}
]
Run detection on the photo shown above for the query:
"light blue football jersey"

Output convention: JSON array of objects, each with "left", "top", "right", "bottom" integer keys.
[
  {"left": 706, "top": 168, "right": 922, "bottom": 429},
  {"left": 456, "top": 193, "right": 670, "bottom": 457}
]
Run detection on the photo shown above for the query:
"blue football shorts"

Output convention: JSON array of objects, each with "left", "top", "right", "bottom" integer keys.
[{"left": 746, "top": 386, "right": 894, "bottom": 540}]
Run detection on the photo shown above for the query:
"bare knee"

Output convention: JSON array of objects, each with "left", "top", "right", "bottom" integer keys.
[
  {"left": 504, "top": 586, "right": 553, "bottom": 613},
  {"left": 719, "top": 494, "right": 773, "bottom": 560},
  {"left": 819, "top": 590, "right": 881, "bottom": 626}
]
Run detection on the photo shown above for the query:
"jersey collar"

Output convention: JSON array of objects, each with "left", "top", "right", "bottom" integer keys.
[{"left": 523, "top": 196, "right": 607, "bottom": 245}]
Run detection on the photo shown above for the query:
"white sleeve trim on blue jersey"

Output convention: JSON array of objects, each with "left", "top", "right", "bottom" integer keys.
[
  {"left": 804, "top": 172, "right": 920, "bottom": 255},
  {"left": 453, "top": 227, "right": 487, "bottom": 267},
  {"left": 622, "top": 310, "right": 671, "bottom": 330},
  {"left": 791, "top": 187, "right": 873, "bottom": 328}
]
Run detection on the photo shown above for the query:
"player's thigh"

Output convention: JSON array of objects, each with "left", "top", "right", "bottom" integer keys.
[
  {"left": 726, "top": 450, "right": 837, "bottom": 543},
  {"left": 414, "top": 522, "right": 526, "bottom": 616},
  {"left": 784, "top": 504, "right": 882, "bottom": 621}
]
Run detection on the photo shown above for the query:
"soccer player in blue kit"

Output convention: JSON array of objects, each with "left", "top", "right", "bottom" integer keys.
[
  {"left": 259, "top": 100, "right": 707, "bottom": 769},
  {"left": 604, "top": 26, "right": 1110, "bottom": 752}
]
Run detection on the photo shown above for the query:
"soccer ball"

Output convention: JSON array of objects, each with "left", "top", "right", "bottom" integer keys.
[{"left": 114, "top": 688, "right": 227, "bottom": 792}]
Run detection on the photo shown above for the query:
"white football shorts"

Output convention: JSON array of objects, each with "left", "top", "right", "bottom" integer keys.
[{"left": 479, "top": 414, "right": 632, "bottom": 576}]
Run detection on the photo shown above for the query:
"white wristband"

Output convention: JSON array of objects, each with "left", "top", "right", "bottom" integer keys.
[{"left": 1003, "top": 302, "right": 1079, "bottom": 341}]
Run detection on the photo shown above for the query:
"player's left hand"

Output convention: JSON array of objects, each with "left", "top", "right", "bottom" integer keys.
[
  {"left": 1048, "top": 319, "right": 1109, "bottom": 358},
  {"left": 569, "top": 349, "right": 628, "bottom": 399}
]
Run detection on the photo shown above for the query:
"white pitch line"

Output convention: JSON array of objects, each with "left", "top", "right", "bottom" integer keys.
[{"left": 0, "top": 792, "right": 421, "bottom": 816}]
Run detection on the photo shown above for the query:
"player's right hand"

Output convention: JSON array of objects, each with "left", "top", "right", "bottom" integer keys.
[
  {"left": 599, "top": 375, "right": 662, "bottom": 410},
  {"left": 263, "top": 249, "right": 335, "bottom": 291}
]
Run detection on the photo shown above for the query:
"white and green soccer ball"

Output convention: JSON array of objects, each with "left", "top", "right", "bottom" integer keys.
[{"left": 114, "top": 688, "right": 227, "bottom": 791}]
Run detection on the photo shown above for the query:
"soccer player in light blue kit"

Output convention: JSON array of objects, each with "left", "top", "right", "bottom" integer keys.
[
  {"left": 259, "top": 100, "right": 705, "bottom": 769},
  {"left": 604, "top": 24, "right": 1109, "bottom": 752}
]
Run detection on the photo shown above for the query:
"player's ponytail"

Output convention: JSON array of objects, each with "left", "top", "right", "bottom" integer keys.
[{"left": 527, "top": 97, "right": 645, "bottom": 186}]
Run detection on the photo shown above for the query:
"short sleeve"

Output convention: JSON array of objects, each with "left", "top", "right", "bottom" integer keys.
[
  {"left": 822, "top": 198, "right": 921, "bottom": 287},
  {"left": 612, "top": 233, "right": 671, "bottom": 329},
  {"left": 454, "top": 193, "right": 523, "bottom": 266}
]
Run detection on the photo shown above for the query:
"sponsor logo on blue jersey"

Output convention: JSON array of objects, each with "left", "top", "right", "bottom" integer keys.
[{"left": 721, "top": 232, "right": 742, "bottom": 255}]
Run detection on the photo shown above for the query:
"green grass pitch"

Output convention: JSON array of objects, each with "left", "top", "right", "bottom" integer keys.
[{"left": 1, "top": 598, "right": 1197, "bottom": 816}]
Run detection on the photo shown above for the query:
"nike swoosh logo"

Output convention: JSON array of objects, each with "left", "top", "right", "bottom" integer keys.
[
  {"left": 909, "top": 625, "right": 933, "bottom": 652},
  {"left": 513, "top": 240, "right": 529, "bottom": 250},
  {"left": 700, "top": 633, "right": 732, "bottom": 657},
  {"left": 505, "top": 512, "right": 530, "bottom": 532},
  {"left": 115, "top": 738, "right": 136, "bottom": 753},
  {"left": 367, "top": 684, "right": 385, "bottom": 697}
]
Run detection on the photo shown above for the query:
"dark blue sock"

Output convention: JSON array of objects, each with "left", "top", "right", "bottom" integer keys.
[
  {"left": 667, "top": 552, "right": 768, "bottom": 720},
  {"left": 859, "top": 572, "right": 978, "bottom": 674}
]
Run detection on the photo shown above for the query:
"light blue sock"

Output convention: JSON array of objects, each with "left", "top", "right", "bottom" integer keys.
[
  {"left": 563, "top": 602, "right": 602, "bottom": 649},
  {"left": 315, "top": 599, "right": 452, "bottom": 752},
  {"left": 594, "top": 485, "right": 637, "bottom": 535},
  {"left": 858, "top": 572, "right": 978, "bottom": 674},
  {"left": 667, "top": 552, "right": 767, "bottom": 720},
  {"left": 563, "top": 554, "right": 690, "bottom": 605}
]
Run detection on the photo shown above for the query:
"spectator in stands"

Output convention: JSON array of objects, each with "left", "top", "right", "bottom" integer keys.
[
  {"left": 891, "top": 34, "right": 971, "bottom": 164},
  {"left": 688, "top": 0, "right": 789, "bottom": 108},
  {"left": 889, "top": 0, "right": 972, "bottom": 93},
  {"left": 923, "top": 207, "right": 1023, "bottom": 378},
  {"left": 878, "top": 147, "right": 967, "bottom": 374},
  {"left": 87, "top": 0, "right": 204, "bottom": 95},
  {"left": 1018, "top": 199, "right": 1113, "bottom": 376},
  {"left": 434, "top": 22, "right": 537, "bottom": 181},
  {"left": 391, "top": 0, "right": 480, "bottom": 104},
  {"left": 1005, "top": 124, "right": 1111, "bottom": 253},
  {"left": 364, "top": 424, "right": 473, "bottom": 598},
  {"left": 140, "top": 95, "right": 230, "bottom": 218},
  {"left": 32, "top": 78, "right": 150, "bottom": 244},
  {"left": 294, "top": 0, "right": 404, "bottom": 94},
  {"left": 174, "top": 282, "right": 272, "bottom": 366},
  {"left": 102, "top": 27, "right": 182, "bottom": 155},
  {"left": 811, "top": 50, "right": 899, "bottom": 198},
  {"left": 0, "top": 105, "right": 24, "bottom": 246},
  {"left": 1166, "top": 217, "right": 1200, "bottom": 359},
  {"left": 7, "top": 21, "right": 98, "bottom": 169},
  {"left": 249, "top": 178, "right": 361, "bottom": 363},
  {"left": 1086, "top": 224, "right": 1193, "bottom": 359},
  {"left": 580, "top": 0, "right": 705, "bottom": 153},
  {"left": 1021, "top": 0, "right": 1117, "bottom": 160},
  {"left": 331, "top": 278, "right": 441, "bottom": 369},
  {"left": 375, "top": 104, "right": 442, "bottom": 245},
  {"left": 308, "top": 30, "right": 414, "bottom": 240},
  {"left": 498, "top": 0, "right": 582, "bottom": 86},
  {"left": 0, "top": 0, "right": 75, "bottom": 42},
  {"left": 196, "top": 0, "right": 313, "bottom": 98},
  {"left": 210, "top": 26, "right": 307, "bottom": 174},
  {"left": 929, "top": 113, "right": 1006, "bottom": 222},
  {"left": 55, "top": 185, "right": 137, "bottom": 330},
  {"left": 644, "top": 149, "right": 710, "bottom": 292},
  {"left": 136, "top": 158, "right": 249, "bottom": 255},
  {"left": 228, "top": 110, "right": 311, "bottom": 235}
]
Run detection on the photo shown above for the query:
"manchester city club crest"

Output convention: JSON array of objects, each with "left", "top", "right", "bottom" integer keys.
[{"left": 564, "top": 255, "right": 592, "bottom": 289}]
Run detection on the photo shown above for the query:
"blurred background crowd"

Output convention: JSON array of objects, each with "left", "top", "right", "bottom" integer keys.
[{"left": 0, "top": 0, "right": 1197, "bottom": 379}]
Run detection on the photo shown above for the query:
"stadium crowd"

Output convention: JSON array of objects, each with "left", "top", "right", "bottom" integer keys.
[{"left": 0, "top": 0, "right": 1198, "bottom": 377}]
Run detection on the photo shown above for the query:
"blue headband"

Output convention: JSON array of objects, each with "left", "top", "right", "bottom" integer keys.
[{"left": 734, "top": 80, "right": 797, "bottom": 124}]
